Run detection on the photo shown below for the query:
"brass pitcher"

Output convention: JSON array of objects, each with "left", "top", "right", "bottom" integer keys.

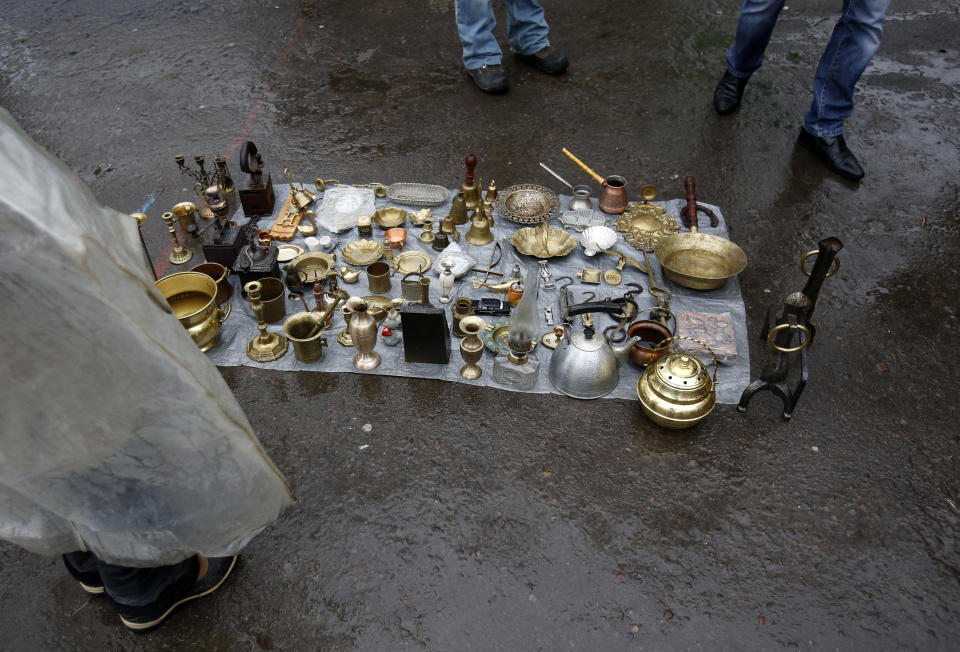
[
  {"left": 346, "top": 296, "right": 381, "bottom": 370},
  {"left": 465, "top": 205, "right": 494, "bottom": 246},
  {"left": 636, "top": 336, "right": 717, "bottom": 429}
]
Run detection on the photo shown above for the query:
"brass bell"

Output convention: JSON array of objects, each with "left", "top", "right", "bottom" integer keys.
[
  {"left": 464, "top": 205, "right": 494, "bottom": 246},
  {"left": 636, "top": 337, "right": 717, "bottom": 429},
  {"left": 486, "top": 179, "right": 498, "bottom": 202},
  {"left": 448, "top": 191, "right": 468, "bottom": 225},
  {"left": 461, "top": 154, "right": 480, "bottom": 211}
]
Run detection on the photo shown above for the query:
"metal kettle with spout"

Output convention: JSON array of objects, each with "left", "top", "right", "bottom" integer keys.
[{"left": 548, "top": 301, "right": 640, "bottom": 399}]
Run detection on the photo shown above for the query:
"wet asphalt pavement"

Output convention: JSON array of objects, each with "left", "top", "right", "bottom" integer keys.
[{"left": 2, "top": 0, "right": 959, "bottom": 649}]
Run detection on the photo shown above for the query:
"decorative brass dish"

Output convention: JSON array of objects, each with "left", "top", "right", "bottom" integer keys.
[
  {"left": 386, "top": 183, "right": 449, "bottom": 206},
  {"left": 342, "top": 239, "right": 384, "bottom": 266},
  {"left": 495, "top": 183, "right": 560, "bottom": 225},
  {"left": 291, "top": 252, "right": 337, "bottom": 283},
  {"left": 614, "top": 187, "right": 679, "bottom": 252},
  {"left": 393, "top": 250, "right": 432, "bottom": 274},
  {"left": 276, "top": 244, "right": 303, "bottom": 263},
  {"left": 373, "top": 206, "right": 407, "bottom": 229},
  {"left": 362, "top": 295, "right": 391, "bottom": 319},
  {"left": 510, "top": 220, "right": 577, "bottom": 258}
]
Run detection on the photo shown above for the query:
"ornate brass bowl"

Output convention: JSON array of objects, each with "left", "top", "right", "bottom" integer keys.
[
  {"left": 342, "top": 239, "right": 383, "bottom": 266},
  {"left": 373, "top": 206, "right": 407, "bottom": 229},
  {"left": 291, "top": 251, "right": 337, "bottom": 284},
  {"left": 654, "top": 232, "right": 747, "bottom": 290},
  {"left": 495, "top": 184, "right": 560, "bottom": 225},
  {"left": 509, "top": 220, "right": 577, "bottom": 258}
]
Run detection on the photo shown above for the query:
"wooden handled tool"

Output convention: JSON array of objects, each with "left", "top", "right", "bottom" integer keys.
[{"left": 561, "top": 148, "right": 605, "bottom": 185}]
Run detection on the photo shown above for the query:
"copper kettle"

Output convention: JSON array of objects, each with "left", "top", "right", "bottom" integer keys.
[{"left": 636, "top": 337, "right": 717, "bottom": 429}]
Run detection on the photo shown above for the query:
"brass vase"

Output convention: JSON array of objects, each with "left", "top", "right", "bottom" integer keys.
[
  {"left": 459, "top": 316, "right": 486, "bottom": 379},
  {"left": 346, "top": 296, "right": 381, "bottom": 370}
]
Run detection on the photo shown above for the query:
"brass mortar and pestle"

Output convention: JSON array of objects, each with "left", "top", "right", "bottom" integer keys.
[{"left": 561, "top": 147, "right": 628, "bottom": 214}]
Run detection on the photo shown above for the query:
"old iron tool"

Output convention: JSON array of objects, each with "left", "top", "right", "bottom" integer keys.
[{"left": 738, "top": 236, "right": 842, "bottom": 420}]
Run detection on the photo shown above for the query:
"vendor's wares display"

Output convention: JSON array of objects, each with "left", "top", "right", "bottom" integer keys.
[{"left": 150, "top": 144, "right": 795, "bottom": 428}]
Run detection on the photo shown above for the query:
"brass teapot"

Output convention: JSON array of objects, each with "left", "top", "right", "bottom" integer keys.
[{"left": 636, "top": 336, "right": 717, "bottom": 429}]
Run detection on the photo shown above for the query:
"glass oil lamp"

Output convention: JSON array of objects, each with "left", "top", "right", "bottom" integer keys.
[{"left": 493, "top": 264, "right": 541, "bottom": 390}]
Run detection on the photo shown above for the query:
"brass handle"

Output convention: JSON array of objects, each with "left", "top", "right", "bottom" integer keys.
[
  {"left": 766, "top": 322, "right": 811, "bottom": 353},
  {"left": 217, "top": 302, "right": 232, "bottom": 323},
  {"left": 653, "top": 335, "right": 719, "bottom": 387},
  {"left": 799, "top": 250, "right": 839, "bottom": 278}
]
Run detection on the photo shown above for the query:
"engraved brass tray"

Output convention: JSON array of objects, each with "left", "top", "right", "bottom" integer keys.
[
  {"left": 291, "top": 252, "right": 337, "bottom": 283},
  {"left": 386, "top": 183, "right": 449, "bottom": 206},
  {"left": 614, "top": 201, "right": 679, "bottom": 252},
  {"left": 393, "top": 250, "right": 432, "bottom": 274},
  {"left": 509, "top": 220, "right": 577, "bottom": 258},
  {"left": 495, "top": 184, "right": 560, "bottom": 225},
  {"left": 342, "top": 239, "right": 384, "bottom": 266}
]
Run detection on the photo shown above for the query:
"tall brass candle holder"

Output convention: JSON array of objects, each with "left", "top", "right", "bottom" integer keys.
[
  {"left": 244, "top": 280, "right": 288, "bottom": 362},
  {"left": 162, "top": 211, "right": 193, "bottom": 265}
]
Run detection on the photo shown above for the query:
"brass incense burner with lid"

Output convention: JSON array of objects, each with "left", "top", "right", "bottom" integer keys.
[{"left": 636, "top": 336, "right": 717, "bottom": 429}]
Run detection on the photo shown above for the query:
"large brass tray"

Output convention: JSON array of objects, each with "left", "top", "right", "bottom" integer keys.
[
  {"left": 509, "top": 220, "right": 577, "bottom": 258},
  {"left": 614, "top": 194, "right": 679, "bottom": 252},
  {"left": 393, "top": 250, "right": 432, "bottom": 274},
  {"left": 495, "top": 183, "right": 560, "bottom": 225},
  {"left": 342, "top": 239, "right": 384, "bottom": 266},
  {"left": 291, "top": 252, "right": 337, "bottom": 283}
]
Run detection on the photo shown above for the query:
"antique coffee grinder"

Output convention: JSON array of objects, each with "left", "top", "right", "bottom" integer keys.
[
  {"left": 232, "top": 223, "right": 281, "bottom": 287},
  {"left": 237, "top": 141, "right": 276, "bottom": 217}
]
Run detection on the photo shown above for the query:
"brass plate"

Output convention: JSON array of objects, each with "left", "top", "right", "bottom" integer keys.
[
  {"left": 291, "top": 252, "right": 336, "bottom": 284},
  {"left": 509, "top": 221, "right": 577, "bottom": 258},
  {"left": 614, "top": 202, "right": 679, "bottom": 252},
  {"left": 276, "top": 244, "right": 303, "bottom": 263},
  {"left": 342, "top": 239, "right": 384, "bottom": 266},
  {"left": 495, "top": 184, "right": 560, "bottom": 225},
  {"left": 540, "top": 328, "right": 565, "bottom": 349},
  {"left": 393, "top": 250, "right": 432, "bottom": 274},
  {"left": 362, "top": 295, "right": 391, "bottom": 319},
  {"left": 373, "top": 206, "right": 407, "bottom": 229}
]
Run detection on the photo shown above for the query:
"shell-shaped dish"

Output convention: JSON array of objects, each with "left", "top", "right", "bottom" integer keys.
[
  {"left": 580, "top": 226, "right": 618, "bottom": 256},
  {"left": 510, "top": 221, "right": 578, "bottom": 258}
]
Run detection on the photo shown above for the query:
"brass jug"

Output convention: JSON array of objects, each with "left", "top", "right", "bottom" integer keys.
[
  {"left": 464, "top": 205, "right": 494, "bottom": 246},
  {"left": 636, "top": 337, "right": 717, "bottom": 429}
]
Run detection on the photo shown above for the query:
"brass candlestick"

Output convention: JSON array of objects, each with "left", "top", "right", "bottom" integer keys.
[
  {"left": 244, "top": 280, "right": 288, "bottom": 362},
  {"left": 162, "top": 211, "right": 193, "bottom": 265}
]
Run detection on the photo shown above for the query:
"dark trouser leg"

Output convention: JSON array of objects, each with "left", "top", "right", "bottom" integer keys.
[
  {"left": 62, "top": 551, "right": 103, "bottom": 589},
  {"left": 97, "top": 556, "right": 198, "bottom": 608}
]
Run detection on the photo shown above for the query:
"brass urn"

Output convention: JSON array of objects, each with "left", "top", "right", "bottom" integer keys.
[
  {"left": 346, "top": 296, "right": 381, "bottom": 370},
  {"left": 636, "top": 337, "right": 717, "bottom": 429}
]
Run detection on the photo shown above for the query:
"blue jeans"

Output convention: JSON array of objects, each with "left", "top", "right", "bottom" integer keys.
[
  {"left": 725, "top": 0, "right": 890, "bottom": 137},
  {"left": 455, "top": 0, "right": 551, "bottom": 69}
]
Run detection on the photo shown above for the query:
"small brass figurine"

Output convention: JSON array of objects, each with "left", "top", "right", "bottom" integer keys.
[
  {"left": 244, "top": 280, "right": 288, "bottom": 362},
  {"left": 161, "top": 211, "right": 193, "bottom": 265}
]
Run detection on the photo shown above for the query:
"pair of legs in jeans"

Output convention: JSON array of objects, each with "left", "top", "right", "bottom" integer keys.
[
  {"left": 726, "top": 0, "right": 890, "bottom": 138},
  {"left": 454, "top": 0, "right": 551, "bottom": 70}
]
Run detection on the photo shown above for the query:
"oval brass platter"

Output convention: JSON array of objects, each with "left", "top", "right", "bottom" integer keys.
[
  {"left": 614, "top": 201, "right": 679, "bottom": 252},
  {"left": 495, "top": 183, "right": 560, "bottom": 225},
  {"left": 342, "top": 239, "right": 384, "bottom": 266},
  {"left": 393, "top": 250, "right": 432, "bottom": 274}
]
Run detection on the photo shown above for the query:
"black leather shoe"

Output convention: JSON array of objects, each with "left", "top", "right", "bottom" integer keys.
[
  {"left": 515, "top": 46, "right": 569, "bottom": 75},
  {"left": 468, "top": 64, "right": 509, "bottom": 94},
  {"left": 713, "top": 70, "right": 750, "bottom": 116},
  {"left": 797, "top": 127, "right": 865, "bottom": 181}
]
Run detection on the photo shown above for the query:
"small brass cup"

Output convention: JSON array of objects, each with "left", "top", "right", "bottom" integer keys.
[
  {"left": 191, "top": 261, "right": 233, "bottom": 305},
  {"left": 283, "top": 312, "right": 328, "bottom": 363},
  {"left": 155, "top": 271, "right": 230, "bottom": 351},
  {"left": 367, "top": 261, "right": 393, "bottom": 294},
  {"left": 256, "top": 277, "right": 287, "bottom": 324}
]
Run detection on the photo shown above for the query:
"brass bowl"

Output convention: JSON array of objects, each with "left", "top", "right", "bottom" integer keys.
[
  {"left": 342, "top": 239, "right": 383, "bottom": 266},
  {"left": 495, "top": 184, "right": 560, "bottom": 224},
  {"left": 509, "top": 221, "right": 577, "bottom": 258},
  {"left": 291, "top": 251, "right": 337, "bottom": 284},
  {"left": 373, "top": 207, "right": 407, "bottom": 229},
  {"left": 654, "top": 232, "right": 747, "bottom": 290},
  {"left": 384, "top": 227, "right": 407, "bottom": 248}
]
